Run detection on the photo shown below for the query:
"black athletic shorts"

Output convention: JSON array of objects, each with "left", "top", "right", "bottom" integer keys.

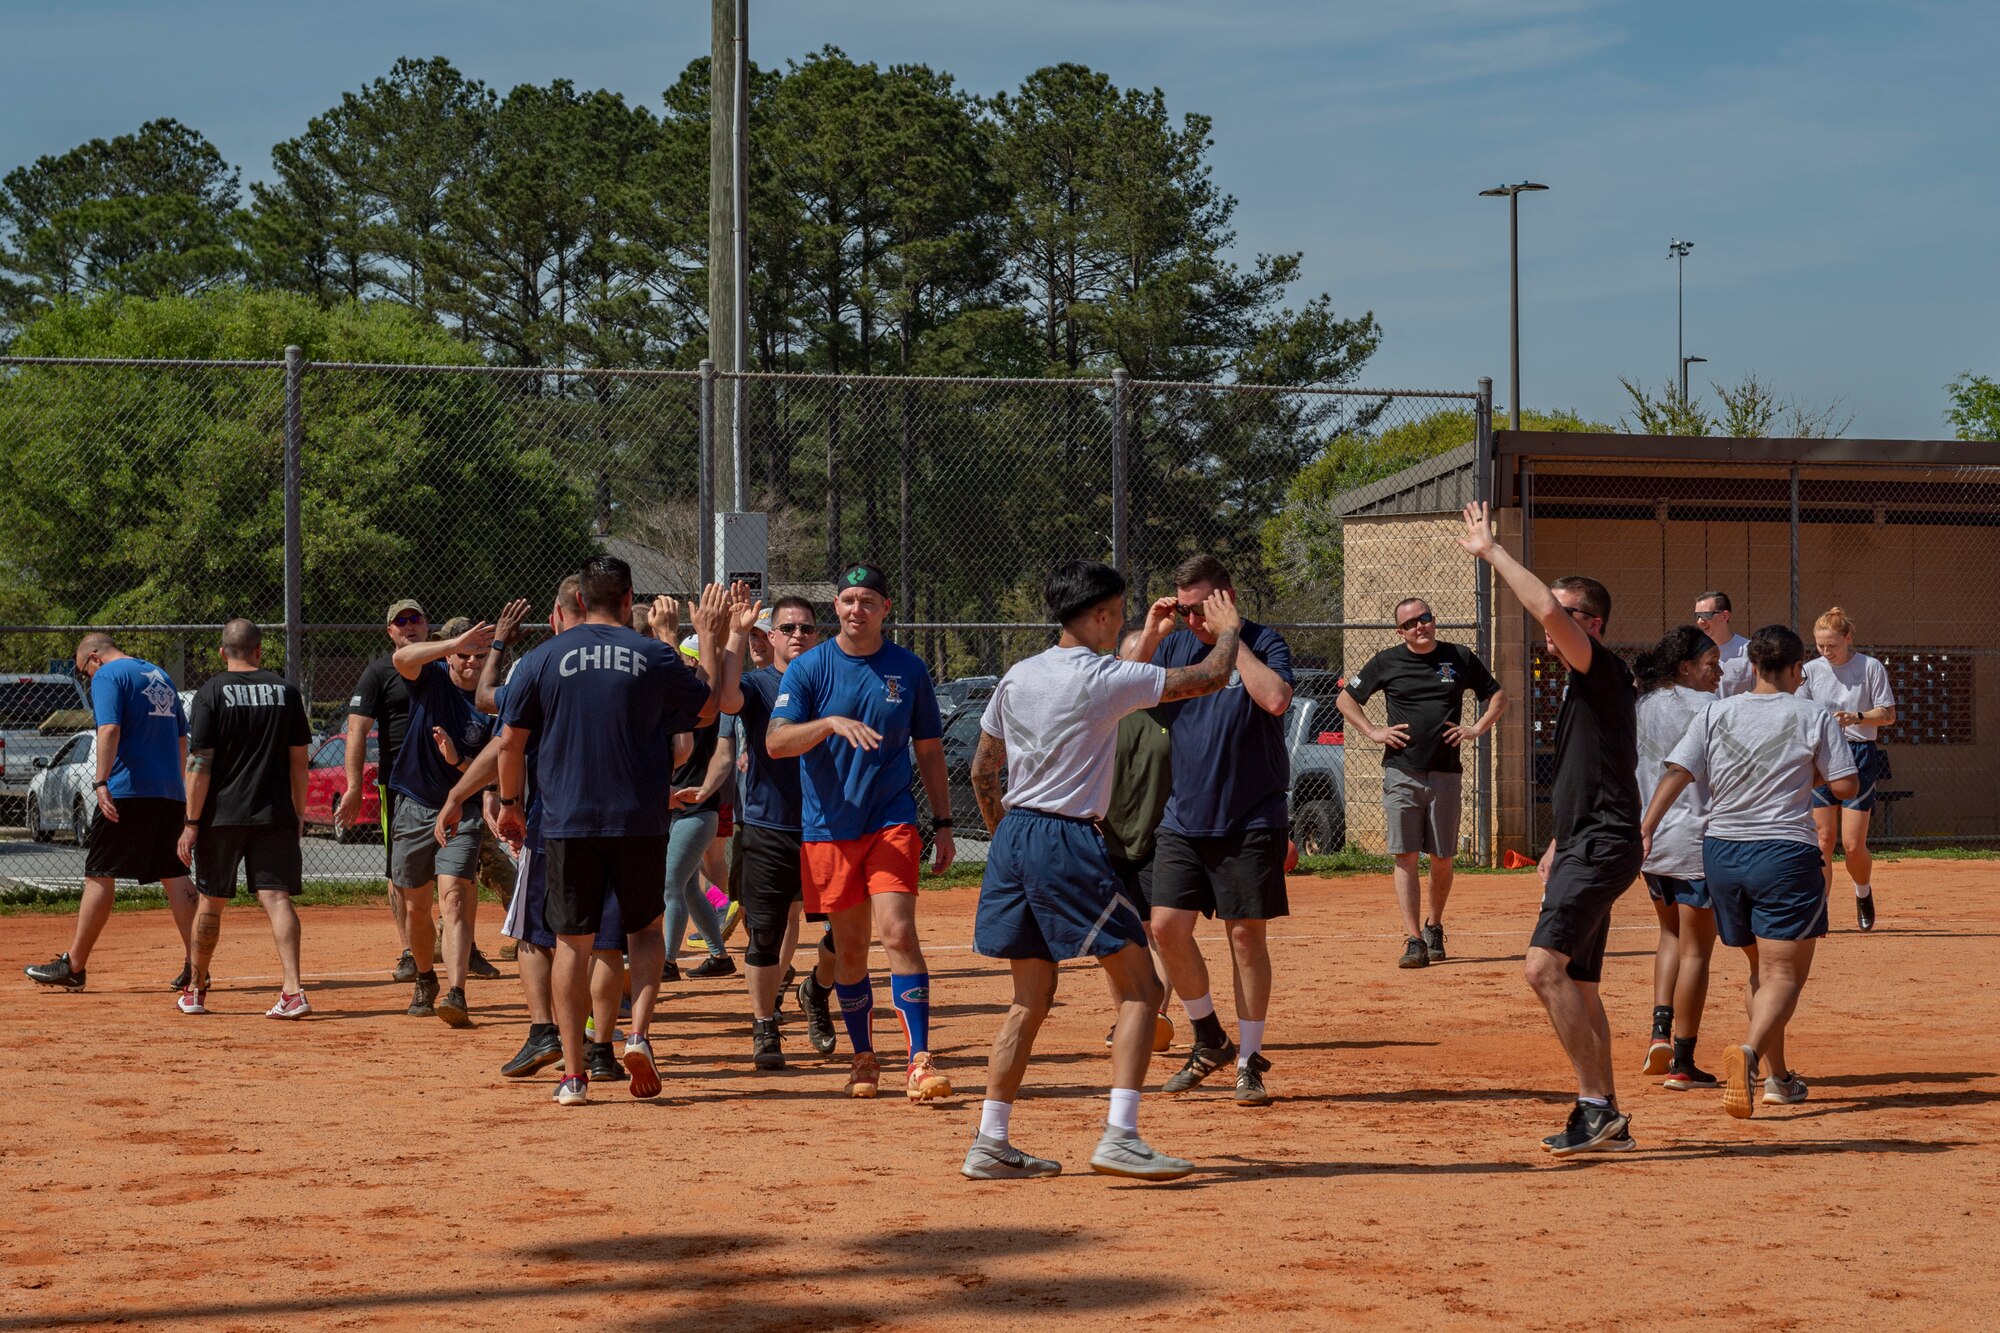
[
  {"left": 85, "top": 796, "right": 189, "bottom": 884},
  {"left": 195, "top": 824, "right": 303, "bottom": 899},
  {"left": 1148, "top": 827, "right": 1289, "bottom": 921},
  {"left": 1107, "top": 851, "right": 1156, "bottom": 916},
  {"left": 543, "top": 834, "right": 668, "bottom": 937},
  {"left": 1530, "top": 834, "right": 1644, "bottom": 983},
  {"left": 736, "top": 822, "right": 805, "bottom": 965}
]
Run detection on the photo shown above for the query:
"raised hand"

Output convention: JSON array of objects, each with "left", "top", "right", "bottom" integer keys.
[
  {"left": 495, "top": 598, "right": 531, "bottom": 645},
  {"left": 691, "top": 583, "right": 732, "bottom": 639},
  {"left": 648, "top": 595, "right": 681, "bottom": 643},
  {"left": 1146, "top": 596, "right": 1179, "bottom": 639},
  {"left": 1199, "top": 588, "right": 1241, "bottom": 637},
  {"left": 453, "top": 620, "right": 496, "bottom": 654},
  {"left": 1457, "top": 501, "right": 1496, "bottom": 560},
  {"left": 731, "top": 594, "right": 766, "bottom": 636}
]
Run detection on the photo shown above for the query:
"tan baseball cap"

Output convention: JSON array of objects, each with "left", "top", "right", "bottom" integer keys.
[{"left": 386, "top": 598, "right": 427, "bottom": 623}]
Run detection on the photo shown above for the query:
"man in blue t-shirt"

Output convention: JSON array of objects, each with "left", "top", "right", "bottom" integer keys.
[
  {"left": 26, "top": 633, "right": 196, "bottom": 991},
  {"left": 1121, "top": 554, "right": 1295, "bottom": 1107},
  {"left": 768, "top": 563, "right": 955, "bottom": 1103},
  {"left": 495, "top": 556, "right": 736, "bottom": 1107},
  {"left": 388, "top": 615, "right": 497, "bottom": 1028}
]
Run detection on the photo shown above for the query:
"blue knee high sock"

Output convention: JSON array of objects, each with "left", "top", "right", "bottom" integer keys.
[
  {"left": 891, "top": 972, "right": 931, "bottom": 1061},
  {"left": 833, "top": 977, "right": 874, "bottom": 1053}
]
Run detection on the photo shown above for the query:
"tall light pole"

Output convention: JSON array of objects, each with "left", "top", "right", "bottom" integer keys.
[
  {"left": 1680, "top": 354, "right": 1707, "bottom": 406},
  {"left": 1480, "top": 182, "right": 1549, "bottom": 429},
  {"left": 1668, "top": 238, "right": 1694, "bottom": 402}
]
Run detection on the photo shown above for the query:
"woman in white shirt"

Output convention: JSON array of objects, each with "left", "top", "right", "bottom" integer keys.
[
  {"left": 1631, "top": 626, "right": 1721, "bottom": 1091},
  {"left": 1801, "top": 607, "right": 1897, "bottom": 932}
]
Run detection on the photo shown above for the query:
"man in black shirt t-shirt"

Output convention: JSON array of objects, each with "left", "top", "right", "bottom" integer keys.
[
  {"left": 342, "top": 597, "right": 425, "bottom": 978},
  {"left": 1458, "top": 502, "right": 1642, "bottom": 1157},
  {"left": 1339, "top": 597, "right": 1508, "bottom": 969},
  {"left": 176, "top": 620, "right": 313, "bottom": 1019}
]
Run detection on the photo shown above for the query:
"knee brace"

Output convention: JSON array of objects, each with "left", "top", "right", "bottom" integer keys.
[{"left": 745, "top": 920, "right": 784, "bottom": 968}]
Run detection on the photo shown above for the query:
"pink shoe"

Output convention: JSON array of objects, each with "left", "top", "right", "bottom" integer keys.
[{"left": 265, "top": 991, "right": 310, "bottom": 1019}]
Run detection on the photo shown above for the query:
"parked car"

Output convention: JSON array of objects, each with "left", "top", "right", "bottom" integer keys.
[
  {"left": 913, "top": 706, "right": 994, "bottom": 851},
  {"left": 1285, "top": 669, "right": 1348, "bottom": 855},
  {"left": 302, "top": 730, "right": 380, "bottom": 842},
  {"left": 0, "top": 673, "right": 91, "bottom": 818},
  {"left": 937, "top": 675, "right": 998, "bottom": 711},
  {"left": 24, "top": 729, "right": 97, "bottom": 844}
]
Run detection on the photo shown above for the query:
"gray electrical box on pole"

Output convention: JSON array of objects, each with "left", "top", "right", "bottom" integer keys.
[{"left": 716, "top": 511, "right": 769, "bottom": 602}]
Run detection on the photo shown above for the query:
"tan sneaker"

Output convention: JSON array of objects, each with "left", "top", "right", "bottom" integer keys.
[
  {"left": 1723, "top": 1044, "right": 1758, "bottom": 1119},
  {"left": 846, "top": 1050, "right": 880, "bottom": 1098},
  {"left": 907, "top": 1051, "right": 952, "bottom": 1102}
]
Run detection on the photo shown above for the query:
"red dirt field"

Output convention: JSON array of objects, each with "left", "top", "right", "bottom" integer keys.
[{"left": 4, "top": 862, "right": 1996, "bottom": 1331}]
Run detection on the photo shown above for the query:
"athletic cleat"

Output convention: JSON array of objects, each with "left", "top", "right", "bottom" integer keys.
[
  {"left": 1662, "top": 1062, "right": 1719, "bottom": 1091},
  {"left": 1856, "top": 892, "right": 1876, "bottom": 932},
  {"left": 24, "top": 953, "right": 86, "bottom": 990},
  {"left": 168, "top": 961, "right": 192, "bottom": 992},
  {"left": 466, "top": 947, "right": 501, "bottom": 980},
  {"left": 907, "top": 1051, "right": 952, "bottom": 1102},
  {"left": 961, "top": 1134, "right": 1062, "bottom": 1181},
  {"left": 799, "top": 975, "right": 837, "bottom": 1055},
  {"left": 1399, "top": 936, "right": 1429, "bottom": 969},
  {"left": 1642, "top": 1039, "right": 1673, "bottom": 1076},
  {"left": 687, "top": 954, "right": 737, "bottom": 979},
  {"left": 1089, "top": 1128, "right": 1195, "bottom": 1182},
  {"left": 1161, "top": 1038, "right": 1238, "bottom": 1094},
  {"left": 436, "top": 986, "right": 471, "bottom": 1028},
  {"left": 585, "top": 1041, "right": 626, "bottom": 1084},
  {"left": 752, "top": 1017, "right": 785, "bottom": 1070},
  {"left": 176, "top": 984, "right": 209, "bottom": 1015},
  {"left": 622, "top": 1033, "right": 662, "bottom": 1099},
  {"left": 1543, "top": 1101, "right": 1634, "bottom": 1156},
  {"left": 1763, "top": 1071, "right": 1809, "bottom": 1106},
  {"left": 846, "top": 1050, "right": 881, "bottom": 1098},
  {"left": 552, "top": 1074, "right": 589, "bottom": 1106},
  {"left": 1723, "top": 1044, "right": 1758, "bottom": 1119},
  {"left": 407, "top": 974, "right": 440, "bottom": 1018},
  {"left": 264, "top": 991, "right": 310, "bottom": 1020},
  {"left": 502, "top": 1028, "right": 564, "bottom": 1078},
  {"left": 1234, "top": 1052, "right": 1273, "bottom": 1106},
  {"left": 392, "top": 950, "right": 418, "bottom": 983},
  {"left": 1422, "top": 922, "right": 1446, "bottom": 962}
]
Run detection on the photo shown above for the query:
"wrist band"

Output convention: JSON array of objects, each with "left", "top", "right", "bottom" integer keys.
[
  {"left": 931, "top": 817, "right": 954, "bottom": 829},
  {"left": 498, "top": 795, "right": 520, "bottom": 807}
]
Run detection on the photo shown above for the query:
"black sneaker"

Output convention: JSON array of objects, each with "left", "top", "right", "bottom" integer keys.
[
  {"left": 1234, "top": 1052, "right": 1273, "bottom": 1106},
  {"left": 501, "top": 1027, "right": 564, "bottom": 1078},
  {"left": 777, "top": 966, "right": 796, "bottom": 1013},
  {"left": 661, "top": 957, "right": 681, "bottom": 983},
  {"left": 407, "top": 973, "right": 440, "bottom": 1018},
  {"left": 1542, "top": 1101, "right": 1634, "bottom": 1156},
  {"left": 392, "top": 950, "right": 418, "bottom": 983},
  {"left": 436, "top": 985, "right": 471, "bottom": 1028},
  {"left": 1398, "top": 936, "right": 1429, "bottom": 969},
  {"left": 798, "top": 974, "right": 837, "bottom": 1055},
  {"left": 1422, "top": 922, "right": 1446, "bottom": 962},
  {"left": 752, "top": 1017, "right": 785, "bottom": 1070},
  {"left": 1856, "top": 892, "right": 1876, "bottom": 932},
  {"left": 466, "top": 947, "right": 501, "bottom": 980},
  {"left": 168, "top": 960, "right": 192, "bottom": 992},
  {"left": 688, "top": 954, "right": 737, "bottom": 979},
  {"left": 1162, "top": 1038, "right": 1239, "bottom": 1094},
  {"left": 24, "top": 953, "right": 86, "bottom": 990},
  {"left": 585, "top": 1040, "right": 627, "bottom": 1082}
]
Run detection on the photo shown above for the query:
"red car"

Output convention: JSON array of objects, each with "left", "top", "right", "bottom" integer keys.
[{"left": 304, "top": 730, "right": 380, "bottom": 842}]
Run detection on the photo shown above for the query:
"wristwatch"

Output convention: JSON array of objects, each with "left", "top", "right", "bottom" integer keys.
[
  {"left": 931, "top": 816, "right": 954, "bottom": 829},
  {"left": 497, "top": 795, "right": 520, "bottom": 807},
  {"left": 92, "top": 780, "right": 109, "bottom": 790},
  {"left": 183, "top": 818, "right": 201, "bottom": 828}
]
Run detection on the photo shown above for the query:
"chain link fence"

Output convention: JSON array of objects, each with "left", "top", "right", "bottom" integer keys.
[{"left": 0, "top": 350, "right": 1487, "bottom": 890}]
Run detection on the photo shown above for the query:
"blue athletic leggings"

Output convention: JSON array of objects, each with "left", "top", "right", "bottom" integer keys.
[{"left": 660, "top": 809, "right": 725, "bottom": 960}]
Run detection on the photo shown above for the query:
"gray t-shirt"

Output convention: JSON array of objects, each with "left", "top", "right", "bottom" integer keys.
[
  {"left": 1800, "top": 652, "right": 1895, "bottom": 743},
  {"left": 1636, "top": 685, "right": 1712, "bottom": 878},
  {"left": 1666, "top": 691, "right": 1855, "bottom": 846},
  {"left": 980, "top": 646, "right": 1166, "bottom": 820},
  {"left": 1715, "top": 633, "right": 1753, "bottom": 698}
]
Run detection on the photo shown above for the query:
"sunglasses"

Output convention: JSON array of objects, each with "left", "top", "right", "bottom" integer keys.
[
  {"left": 391, "top": 613, "right": 426, "bottom": 628},
  {"left": 771, "top": 622, "right": 816, "bottom": 636},
  {"left": 1693, "top": 610, "right": 1720, "bottom": 621},
  {"left": 1397, "top": 612, "right": 1436, "bottom": 631},
  {"left": 1563, "top": 605, "right": 1596, "bottom": 621}
]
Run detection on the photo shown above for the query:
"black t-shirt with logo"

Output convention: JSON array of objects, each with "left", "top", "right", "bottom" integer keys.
[
  {"left": 349, "top": 653, "right": 411, "bottom": 774},
  {"left": 674, "top": 718, "right": 724, "bottom": 815},
  {"left": 1551, "top": 644, "right": 1642, "bottom": 849},
  {"left": 188, "top": 668, "right": 312, "bottom": 827},
  {"left": 1344, "top": 641, "right": 1499, "bottom": 775}
]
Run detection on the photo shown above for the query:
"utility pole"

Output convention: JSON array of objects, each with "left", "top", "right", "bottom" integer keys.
[
  {"left": 709, "top": 0, "right": 739, "bottom": 507},
  {"left": 1479, "top": 182, "right": 1548, "bottom": 429},
  {"left": 1668, "top": 239, "right": 1694, "bottom": 404}
]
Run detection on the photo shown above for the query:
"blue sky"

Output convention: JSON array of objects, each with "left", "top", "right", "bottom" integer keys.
[{"left": 5, "top": 1, "right": 1994, "bottom": 436}]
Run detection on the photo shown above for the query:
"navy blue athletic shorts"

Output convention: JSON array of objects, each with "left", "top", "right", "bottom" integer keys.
[
  {"left": 502, "top": 839, "right": 626, "bottom": 952},
  {"left": 1812, "top": 740, "right": 1881, "bottom": 812},
  {"left": 1643, "top": 873, "right": 1712, "bottom": 910},
  {"left": 974, "top": 809, "right": 1147, "bottom": 964},
  {"left": 1702, "top": 837, "right": 1828, "bottom": 948}
]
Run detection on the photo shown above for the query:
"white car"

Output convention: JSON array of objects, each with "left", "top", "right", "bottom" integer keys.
[{"left": 25, "top": 730, "right": 97, "bottom": 844}]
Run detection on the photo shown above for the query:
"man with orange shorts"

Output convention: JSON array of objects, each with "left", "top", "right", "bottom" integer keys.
[{"left": 767, "top": 563, "right": 956, "bottom": 1102}]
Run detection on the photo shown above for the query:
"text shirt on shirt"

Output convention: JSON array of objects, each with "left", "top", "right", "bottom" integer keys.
[
  {"left": 1150, "top": 620, "right": 1294, "bottom": 837},
  {"left": 90, "top": 656, "right": 187, "bottom": 801},
  {"left": 500, "top": 623, "right": 709, "bottom": 839},
  {"left": 1549, "top": 646, "right": 1641, "bottom": 850},
  {"left": 386, "top": 659, "right": 491, "bottom": 810},
  {"left": 1343, "top": 641, "right": 1499, "bottom": 775},
  {"left": 1667, "top": 692, "right": 1855, "bottom": 845},
  {"left": 1801, "top": 653, "right": 1897, "bottom": 743},
  {"left": 769, "top": 639, "right": 943, "bottom": 843},
  {"left": 730, "top": 665, "right": 803, "bottom": 832},
  {"left": 187, "top": 669, "right": 312, "bottom": 827},
  {"left": 979, "top": 646, "right": 1167, "bottom": 820}
]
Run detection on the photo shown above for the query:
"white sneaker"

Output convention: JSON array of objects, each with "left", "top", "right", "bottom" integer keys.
[
  {"left": 264, "top": 991, "right": 310, "bottom": 1020},
  {"left": 552, "top": 1075, "right": 589, "bottom": 1106},
  {"left": 176, "top": 985, "right": 208, "bottom": 1015}
]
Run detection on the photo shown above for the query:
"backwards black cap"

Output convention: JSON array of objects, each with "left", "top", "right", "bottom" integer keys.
[{"left": 839, "top": 563, "right": 891, "bottom": 597}]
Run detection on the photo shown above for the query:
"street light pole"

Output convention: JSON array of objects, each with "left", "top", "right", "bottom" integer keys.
[
  {"left": 1480, "top": 182, "right": 1549, "bottom": 430},
  {"left": 1668, "top": 239, "right": 1694, "bottom": 403},
  {"left": 1680, "top": 354, "right": 1707, "bottom": 406}
]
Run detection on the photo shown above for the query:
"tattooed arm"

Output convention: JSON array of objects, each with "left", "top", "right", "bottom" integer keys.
[
  {"left": 970, "top": 730, "right": 1007, "bottom": 837},
  {"left": 1157, "top": 588, "right": 1243, "bottom": 702}
]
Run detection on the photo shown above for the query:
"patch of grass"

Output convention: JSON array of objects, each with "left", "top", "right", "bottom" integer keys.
[{"left": 1871, "top": 846, "right": 2000, "bottom": 862}]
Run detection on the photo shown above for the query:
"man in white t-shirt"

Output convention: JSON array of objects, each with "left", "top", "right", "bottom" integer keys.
[
  {"left": 1695, "top": 591, "right": 1753, "bottom": 697},
  {"left": 960, "top": 560, "right": 1240, "bottom": 1184}
]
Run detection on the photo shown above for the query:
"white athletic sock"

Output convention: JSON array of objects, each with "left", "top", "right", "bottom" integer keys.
[
  {"left": 1181, "top": 992, "right": 1216, "bottom": 1022},
  {"left": 1237, "top": 1019, "right": 1266, "bottom": 1068},
  {"left": 1578, "top": 1095, "right": 1610, "bottom": 1108},
  {"left": 1855, "top": 882, "right": 1872, "bottom": 899},
  {"left": 1107, "top": 1087, "right": 1140, "bottom": 1132},
  {"left": 979, "top": 1099, "right": 1012, "bottom": 1143}
]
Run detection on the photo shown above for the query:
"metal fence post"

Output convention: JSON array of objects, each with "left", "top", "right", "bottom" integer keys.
[
  {"left": 282, "top": 346, "right": 305, "bottom": 686},
  {"left": 698, "top": 359, "right": 716, "bottom": 588},
  {"left": 1789, "top": 464, "right": 1801, "bottom": 629},
  {"left": 1111, "top": 369, "right": 1129, "bottom": 578},
  {"left": 1474, "top": 377, "right": 1495, "bottom": 866}
]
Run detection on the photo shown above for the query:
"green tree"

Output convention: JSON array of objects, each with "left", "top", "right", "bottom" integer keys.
[
  {"left": 1621, "top": 372, "right": 1849, "bottom": 438},
  {"left": 1945, "top": 373, "right": 2000, "bottom": 441}
]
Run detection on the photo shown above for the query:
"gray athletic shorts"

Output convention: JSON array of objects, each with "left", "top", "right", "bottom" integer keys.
[
  {"left": 390, "top": 794, "right": 483, "bottom": 888},
  {"left": 1382, "top": 768, "right": 1462, "bottom": 858}
]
